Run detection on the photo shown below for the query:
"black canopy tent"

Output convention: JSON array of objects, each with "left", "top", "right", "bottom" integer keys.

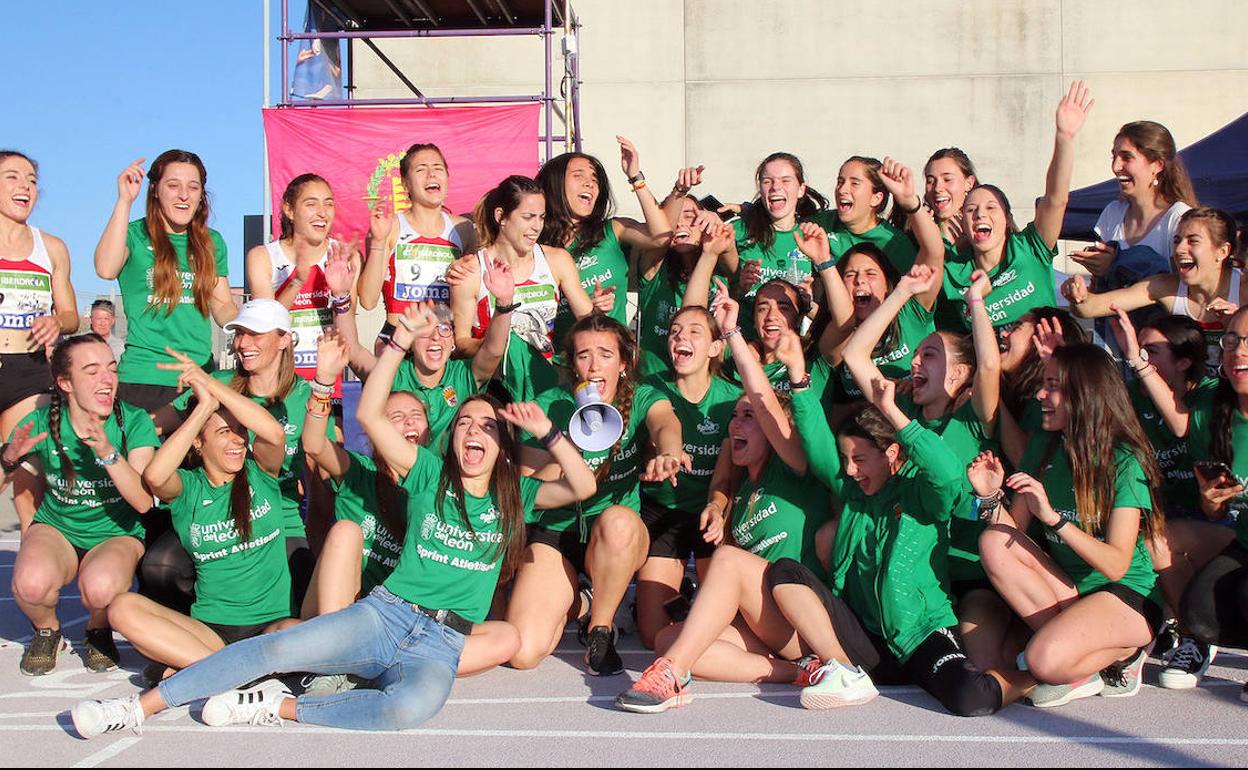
[{"left": 1061, "top": 111, "right": 1248, "bottom": 241}]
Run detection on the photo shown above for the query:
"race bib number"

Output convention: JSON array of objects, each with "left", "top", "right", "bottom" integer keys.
[
  {"left": 393, "top": 242, "right": 457, "bottom": 303},
  {"left": 290, "top": 306, "right": 333, "bottom": 369},
  {"left": 0, "top": 268, "right": 52, "bottom": 330}
]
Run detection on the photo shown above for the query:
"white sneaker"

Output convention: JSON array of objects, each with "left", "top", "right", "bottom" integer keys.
[
  {"left": 72, "top": 694, "right": 144, "bottom": 739},
  {"left": 799, "top": 660, "right": 879, "bottom": 709},
  {"left": 201, "top": 679, "right": 291, "bottom": 727},
  {"left": 1158, "top": 640, "right": 1217, "bottom": 690}
]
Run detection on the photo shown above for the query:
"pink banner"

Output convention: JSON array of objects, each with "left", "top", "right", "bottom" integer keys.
[{"left": 263, "top": 105, "right": 540, "bottom": 239}]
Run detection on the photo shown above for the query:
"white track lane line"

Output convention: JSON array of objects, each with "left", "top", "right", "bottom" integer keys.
[
  {"left": 4, "top": 724, "right": 1248, "bottom": 746},
  {"left": 71, "top": 736, "right": 142, "bottom": 768}
]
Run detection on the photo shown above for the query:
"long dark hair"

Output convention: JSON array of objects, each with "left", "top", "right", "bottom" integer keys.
[
  {"left": 473, "top": 175, "right": 544, "bottom": 247},
  {"left": 182, "top": 400, "right": 255, "bottom": 542},
  {"left": 964, "top": 184, "right": 1021, "bottom": 236},
  {"left": 1001, "top": 307, "right": 1087, "bottom": 417},
  {"left": 278, "top": 173, "right": 330, "bottom": 241},
  {"left": 48, "top": 334, "right": 128, "bottom": 489},
  {"left": 835, "top": 403, "right": 904, "bottom": 468},
  {"left": 536, "top": 152, "right": 615, "bottom": 255},
  {"left": 1139, "top": 314, "right": 1207, "bottom": 386},
  {"left": 435, "top": 395, "right": 527, "bottom": 580},
  {"left": 564, "top": 314, "right": 639, "bottom": 484},
  {"left": 669, "top": 305, "right": 725, "bottom": 375},
  {"left": 399, "top": 143, "right": 449, "bottom": 198},
  {"left": 742, "top": 152, "right": 828, "bottom": 250},
  {"left": 1042, "top": 344, "right": 1164, "bottom": 540},
  {"left": 145, "top": 149, "right": 216, "bottom": 316},
  {"left": 838, "top": 243, "right": 901, "bottom": 354}
]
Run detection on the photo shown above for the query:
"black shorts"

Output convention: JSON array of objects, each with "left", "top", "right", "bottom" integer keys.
[
  {"left": 118, "top": 382, "right": 180, "bottom": 413},
  {"left": 765, "top": 558, "right": 1003, "bottom": 717},
  {"left": 202, "top": 619, "right": 280, "bottom": 646},
  {"left": 1090, "top": 582, "right": 1164, "bottom": 634},
  {"left": 950, "top": 578, "right": 996, "bottom": 605},
  {"left": 527, "top": 524, "right": 588, "bottom": 576},
  {"left": 640, "top": 497, "right": 716, "bottom": 561},
  {"left": 0, "top": 351, "right": 52, "bottom": 412}
]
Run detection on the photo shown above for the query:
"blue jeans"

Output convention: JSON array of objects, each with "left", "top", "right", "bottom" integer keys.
[{"left": 158, "top": 586, "right": 465, "bottom": 731}]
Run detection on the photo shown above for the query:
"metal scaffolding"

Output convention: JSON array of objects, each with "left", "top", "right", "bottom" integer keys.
[{"left": 273, "top": 0, "right": 583, "bottom": 163}]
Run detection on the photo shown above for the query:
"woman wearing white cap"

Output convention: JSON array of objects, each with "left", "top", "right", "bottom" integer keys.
[{"left": 146, "top": 299, "right": 332, "bottom": 618}]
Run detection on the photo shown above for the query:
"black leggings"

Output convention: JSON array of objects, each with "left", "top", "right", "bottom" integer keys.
[
  {"left": 1181, "top": 540, "right": 1248, "bottom": 649},
  {"left": 766, "top": 558, "right": 1003, "bottom": 718}
]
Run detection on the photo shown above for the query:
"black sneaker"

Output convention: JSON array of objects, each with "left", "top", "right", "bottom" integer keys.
[
  {"left": 1152, "top": 618, "right": 1181, "bottom": 659},
  {"left": 585, "top": 625, "right": 624, "bottom": 676},
  {"left": 574, "top": 582, "right": 594, "bottom": 647},
  {"left": 20, "top": 627, "right": 69, "bottom": 676},
  {"left": 143, "top": 662, "right": 172, "bottom": 688},
  {"left": 84, "top": 628, "right": 121, "bottom": 673}
]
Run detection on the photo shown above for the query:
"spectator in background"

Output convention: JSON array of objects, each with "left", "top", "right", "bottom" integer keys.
[{"left": 89, "top": 300, "right": 125, "bottom": 361}]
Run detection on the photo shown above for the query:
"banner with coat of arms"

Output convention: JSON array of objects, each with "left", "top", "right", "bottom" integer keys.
[{"left": 262, "top": 105, "right": 541, "bottom": 240}]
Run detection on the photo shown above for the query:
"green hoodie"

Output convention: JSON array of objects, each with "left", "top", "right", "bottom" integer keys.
[{"left": 792, "top": 387, "right": 961, "bottom": 662}]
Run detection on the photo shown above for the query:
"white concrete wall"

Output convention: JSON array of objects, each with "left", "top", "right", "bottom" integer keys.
[{"left": 350, "top": 0, "right": 1248, "bottom": 289}]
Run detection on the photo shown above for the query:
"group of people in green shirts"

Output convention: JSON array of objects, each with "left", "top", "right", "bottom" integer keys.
[{"left": 0, "top": 79, "right": 1244, "bottom": 737}]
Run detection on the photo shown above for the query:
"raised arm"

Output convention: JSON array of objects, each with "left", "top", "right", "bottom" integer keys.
[
  {"left": 500, "top": 402, "right": 597, "bottom": 510},
  {"left": 1110, "top": 305, "right": 1190, "bottom": 436},
  {"left": 877, "top": 156, "right": 945, "bottom": 310},
  {"left": 302, "top": 331, "right": 352, "bottom": 480},
  {"left": 613, "top": 136, "right": 674, "bottom": 251},
  {"left": 143, "top": 382, "right": 218, "bottom": 502},
  {"left": 357, "top": 304, "right": 434, "bottom": 478},
  {"left": 843, "top": 264, "right": 940, "bottom": 397},
  {"left": 472, "top": 257, "right": 516, "bottom": 386},
  {"left": 682, "top": 220, "right": 734, "bottom": 310},
  {"left": 82, "top": 414, "right": 154, "bottom": 515},
  {"left": 448, "top": 253, "right": 484, "bottom": 358},
  {"left": 1035, "top": 81, "right": 1094, "bottom": 248},
  {"left": 716, "top": 283, "right": 807, "bottom": 475},
  {"left": 966, "top": 270, "right": 1001, "bottom": 432},
  {"left": 794, "top": 223, "right": 853, "bottom": 365},
  {"left": 358, "top": 200, "right": 396, "bottom": 312},
  {"left": 157, "top": 348, "right": 286, "bottom": 475},
  {"left": 95, "top": 158, "right": 144, "bottom": 281}
]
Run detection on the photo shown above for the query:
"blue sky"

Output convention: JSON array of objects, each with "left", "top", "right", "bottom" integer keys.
[{"left": 8, "top": 2, "right": 304, "bottom": 305}]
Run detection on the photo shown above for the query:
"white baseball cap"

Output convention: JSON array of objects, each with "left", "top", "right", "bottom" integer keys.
[{"left": 224, "top": 299, "right": 292, "bottom": 335}]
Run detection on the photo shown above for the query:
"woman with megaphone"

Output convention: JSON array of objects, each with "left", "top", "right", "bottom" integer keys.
[{"left": 507, "top": 314, "right": 691, "bottom": 677}]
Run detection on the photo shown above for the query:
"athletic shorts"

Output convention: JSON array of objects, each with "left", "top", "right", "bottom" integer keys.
[
  {"left": 527, "top": 525, "right": 588, "bottom": 576},
  {"left": 765, "top": 557, "right": 1003, "bottom": 717},
  {"left": 640, "top": 497, "right": 716, "bottom": 561},
  {"left": 0, "top": 351, "right": 52, "bottom": 412},
  {"left": 1090, "top": 582, "right": 1164, "bottom": 634},
  {"left": 202, "top": 619, "right": 282, "bottom": 646},
  {"left": 118, "top": 382, "right": 181, "bottom": 413}
]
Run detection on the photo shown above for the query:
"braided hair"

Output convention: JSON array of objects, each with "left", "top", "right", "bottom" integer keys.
[
  {"left": 47, "top": 334, "right": 128, "bottom": 488},
  {"left": 563, "top": 314, "right": 639, "bottom": 484}
]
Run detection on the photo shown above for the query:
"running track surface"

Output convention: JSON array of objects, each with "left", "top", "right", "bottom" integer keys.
[{"left": 1, "top": 504, "right": 1246, "bottom": 767}]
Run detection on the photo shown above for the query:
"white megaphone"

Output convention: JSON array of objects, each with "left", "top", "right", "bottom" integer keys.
[{"left": 568, "top": 381, "right": 624, "bottom": 452}]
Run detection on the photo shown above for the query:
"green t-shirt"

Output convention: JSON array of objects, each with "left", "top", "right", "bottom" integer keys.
[
  {"left": 171, "top": 459, "right": 291, "bottom": 625},
  {"left": 1130, "top": 378, "right": 1208, "bottom": 517},
  {"left": 554, "top": 222, "right": 630, "bottom": 342},
  {"left": 333, "top": 451, "right": 408, "bottom": 596},
  {"left": 497, "top": 331, "right": 561, "bottom": 404},
  {"left": 898, "top": 394, "right": 992, "bottom": 582},
  {"left": 18, "top": 403, "right": 159, "bottom": 550},
  {"left": 810, "top": 213, "right": 918, "bottom": 275},
  {"left": 723, "top": 351, "right": 833, "bottom": 404},
  {"left": 116, "top": 219, "right": 229, "bottom": 386},
  {"left": 533, "top": 382, "right": 667, "bottom": 534},
  {"left": 940, "top": 223, "right": 1057, "bottom": 331},
  {"left": 392, "top": 356, "right": 482, "bottom": 442},
  {"left": 835, "top": 298, "right": 935, "bottom": 401},
  {"left": 1186, "top": 381, "right": 1247, "bottom": 546},
  {"left": 733, "top": 219, "right": 810, "bottom": 297},
  {"left": 171, "top": 371, "right": 333, "bottom": 538},
  {"left": 1021, "top": 437, "right": 1160, "bottom": 601},
  {"left": 382, "top": 449, "right": 544, "bottom": 623},
  {"left": 730, "top": 453, "right": 830, "bottom": 578},
  {"left": 641, "top": 375, "right": 742, "bottom": 512}
]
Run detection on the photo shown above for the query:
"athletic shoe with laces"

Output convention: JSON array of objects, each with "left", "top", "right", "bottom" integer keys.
[
  {"left": 71, "top": 694, "right": 144, "bottom": 739},
  {"left": 84, "top": 628, "right": 121, "bottom": 673},
  {"left": 614, "top": 657, "right": 692, "bottom": 713},
  {"left": 584, "top": 625, "right": 624, "bottom": 676},
  {"left": 799, "top": 660, "right": 879, "bottom": 709},
  {"left": 1100, "top": 648, "right": 1146, "bottom": 698},
  {"left": 574, "top": 581, "right": 594, "bottom": 647},
  {"left": 300, "top": 673, "right": 363, "bottom": 697},
  {"left": 1152, "top": 618, "right": 1181, "bottom": 660},
  {"left": 791, "top": 654, "right": 824, "bottom": 687},
  {"left": 201, "top": 679, "right": 291, "bottom": 727},
  {"left": 1028, "top": 673, "right": 1104, "bottom": 708},
  {"left": 1159, "top": 639, "right": 1217, "bottom": 690},
  {"left": 20, "top": 628, "right": 70, "bottom": 676}
]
